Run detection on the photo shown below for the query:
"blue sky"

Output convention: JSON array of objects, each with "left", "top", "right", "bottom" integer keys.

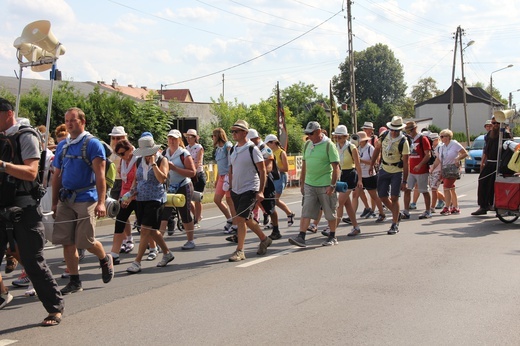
[{"left": 1, "top": 0, "right": 520, "bottom": 106}]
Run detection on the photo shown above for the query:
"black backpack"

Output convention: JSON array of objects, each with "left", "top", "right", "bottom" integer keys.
[{"left": 0, "top": 125, "right": 47, "bottom": 207}]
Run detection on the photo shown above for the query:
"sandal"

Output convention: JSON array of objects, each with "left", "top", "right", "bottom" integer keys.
[
  {"left": 5, "top": 255, "right": 18, "bottom": 274},
  {"left": 41, "top": 314, "right": 62, "bottom": 327},
  {"left": 287, "top": 213, "right": 295, "bottom": 227}
]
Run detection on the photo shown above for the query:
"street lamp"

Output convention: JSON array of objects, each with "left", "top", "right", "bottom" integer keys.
[{"left": 490, "top": 64, "right": 514, "bottom": 115}]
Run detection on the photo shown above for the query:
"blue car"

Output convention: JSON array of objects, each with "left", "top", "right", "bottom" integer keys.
[{"left": 465, "top": 135, "right": 485, "bottom": 173}]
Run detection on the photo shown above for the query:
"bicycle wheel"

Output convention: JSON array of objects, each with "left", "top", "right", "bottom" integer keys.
[{"left": 496, "top": 209, "right": 519, "bottom": 224}]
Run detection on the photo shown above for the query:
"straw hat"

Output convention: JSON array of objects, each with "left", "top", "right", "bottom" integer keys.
[{"left": 386, "top": 116, "right": 405, "bottom": 130}]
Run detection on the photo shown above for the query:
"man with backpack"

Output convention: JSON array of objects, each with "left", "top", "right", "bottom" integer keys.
[
  {"left": 370, "top": 116, "right": 410, "bottom": 235},
  {"left": 401, "top": 121, "right": 432, "bottom": 220},
  {"left": 52, "top": 107, "right": 114, "bottom": 295},
  {"left": 227, "top": 120, "right": 272, "bottom": 262},
  {"left": 0, "top": 98, "right": 63, "bottom": 325}
]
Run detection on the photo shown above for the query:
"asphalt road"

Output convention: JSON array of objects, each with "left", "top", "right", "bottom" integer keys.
[{"left": 1, "top": 172, "right": 520, "bottom": 345}]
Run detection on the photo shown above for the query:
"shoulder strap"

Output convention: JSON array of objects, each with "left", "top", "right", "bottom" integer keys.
[
  {"left": 81, "top": 134, "right": 94, "bottom": 167},
  {"left": 249, "top": 145, "right": 260, "bottom": 175}
]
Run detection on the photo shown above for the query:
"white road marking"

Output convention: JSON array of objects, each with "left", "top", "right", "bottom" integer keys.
[
  {"left": 236, "top": 248, "right": 298, "bottom": 268},
  {"left": 0, "top": 340, "right": 19, "bottom": 346}
]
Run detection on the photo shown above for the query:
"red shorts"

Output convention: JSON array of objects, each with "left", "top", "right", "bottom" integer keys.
[
  {"left": 215, "top": 175, "right": 231, "bottom": 198},
  {"left": 442, "top": 177, "right": 457, "bottom": 189}
]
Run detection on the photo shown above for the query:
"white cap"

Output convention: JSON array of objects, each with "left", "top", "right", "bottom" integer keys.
[{"left": 246, "top": 129, "right": 259, "bottom": 139}]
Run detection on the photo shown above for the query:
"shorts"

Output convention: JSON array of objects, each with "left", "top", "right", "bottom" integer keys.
[
  {"left": 340, "top": 169, "right": 358, "bottom": 191},
  {"left": 429, "top": 171, "right": 442, "bottom": 190},
  {"left": 53, "top": 200, "right": 97, "bottom": 249},
  {"left": 193, "top": 171, "right": 206, "bottom": 193},
  {"left": 301, "top": 184, "right": 338, "bottom": 221},
  {"left": 442, "top": 177, "right": 457, "bottom": 189},
  {"left": 136, "top": 200, "right": 165, "bottom": 231},
  {"left": 260, "top": 178, "right": 276, "bottom": 215},
  {"left": 377, "top": 169, "right": 402, "bottom": 198},
  {"left": 273, "top": 172, "right": 288, "bottom": 195},
  {"left": 361, "top": 175, "right": 377, "bottom": 190},
  {"left": 407, "top": 173, "right": 430, "bottom": 193},
  {"left": 231, "top": 190, "right": 257, "bottom": 220},
  {"left": 215, "top": 174, "right": 231, "bottom": 198},
  {"left": 114, "top": 200, "right": 137, "bottom": 233}
]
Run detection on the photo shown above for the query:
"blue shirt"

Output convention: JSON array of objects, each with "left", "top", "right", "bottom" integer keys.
[
  {"left": 215, "top": 141, "right": 232, "bottom": 175},
  {"left": 53, "top": 135, "right": 105, "bottom": 202}
]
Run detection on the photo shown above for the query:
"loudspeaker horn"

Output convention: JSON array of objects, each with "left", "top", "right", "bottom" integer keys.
[
  {"left": 13, "top": 39, "right": 53, "bottom": 72},
  {"left": 19, "top": 20, "right": 65, "bottom": 56},
  {"left": 494, "top": 109, "right": 515, "bottom": 123}
]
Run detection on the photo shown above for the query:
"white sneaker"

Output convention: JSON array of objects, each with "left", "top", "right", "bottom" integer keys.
[
  {"left": 126, "top": 261, "right": 142, "bottom": 274},
  {"left": 157, "top": 252, "right": 175, "bottom": 267},
  {"left": 0, "top": 291, "right": 13, "bottom": 309},
  {"left": 181, "top": 241, "right": 196, "bottom": 250}
]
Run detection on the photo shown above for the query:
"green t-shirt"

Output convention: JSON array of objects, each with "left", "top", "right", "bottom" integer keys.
[{"left": 303, "top": 139, "right": 340, "bottom": 187}]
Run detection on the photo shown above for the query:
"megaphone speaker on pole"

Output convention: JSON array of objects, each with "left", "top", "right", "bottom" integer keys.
[
  {"left": 494, "top": 109, "right": 515, "bottom": 123},
  {"left": 19, "top": 20, "right": 66, "bottom": 56}
]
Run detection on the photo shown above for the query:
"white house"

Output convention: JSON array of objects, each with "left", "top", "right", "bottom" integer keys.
[{"left": 415, "top": 80, "right": 504, "bottom": 136}]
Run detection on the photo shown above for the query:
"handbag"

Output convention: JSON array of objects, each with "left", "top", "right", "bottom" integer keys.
[{"left": 441, "top": 163, "right": 460, "bottom": 179}]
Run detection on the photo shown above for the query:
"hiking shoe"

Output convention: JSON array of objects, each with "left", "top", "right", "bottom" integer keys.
[
  {"left": 126, "top": 261, "right": 142, "bottom": 274},
  {"left": 288, "top": 234, "right": 306, "bottom": 248},
  {"left": 24, "top": 286, "right": 37, "bottom": 297},
  {"left": 307, "top": 224, "right": 317, "bottom": 233},
  {"left": 225, "top": 225, "right": 237, "bottom": 235},
  {"left": 263, "top": 213, "right": 270, "bottom": 225},
  {"left": 264, "top": 223, "right": 273, "bottom": 230},
  {"left": 375, "top": 214, "right": 386, "bottom": 223},
  {"left": 451, "top": 207, "right": 461, "bottom": 215},
  {"left": 124, "top": 240, "right": 134, "bottom": 253},
  {"left": 322, "top": 237, "right": 338, "bottom": 246},
  {"left": 223, "top": 219, "right": 233, "bottom": 233},
  {"left": 418, "top": 211, "right": 432, "bottom": 219},
  {"left": 440, "top": 207, "right": 451, "bottom": 216},
  {"left": 409, "top": 202, "right": 417, "bottom": 210},
  {"left": 147, "top": 248, "right": 158, "bottom": 261},
  {"left": 287, "top": 213, "right": 295, "bottom": 227},
  {"left": 400, "top": 211, "right": 410, "bottom": 219},
  {"left": 366, "top": 212, "right": 377, "bottom": 219},
  {"left": 360, "top": 207, "right": 372, "bottom": 218},
  {"left": 60, "top": 281, "right": 83, "bottom": 295},
  {"left": 435, "top": 200, "right": 446, "bottom": 209},
  {"left": 387, "top": 223, "right": 399, "bottom": 235},
  {"left": 12, "top": 272, "right": 30, "bottom": 287},
  {"left": 181, "top": 241, "right": 196, "bottom": 250},
  {"left": 0, "top": 292, "right": 13, "bottom": 309},
  {"left": 229, "top": 250, "right": 246, "bottom": 262},
  {"left": 268, "top": 231, "right": 282, "bottom": 240},
  {"left": 5, "top": 255, "right": 18, "bottom": 274},
  {"left": 157, "top": 252, "right": 175, "bottom": 267},
  {"left": 257, "top": 236, "right": 272, "bottom": 255},
  {"left": 321, "top": 227, "right": 331, "bottom": 237},
  {"left": 226, "top": 234, "right": 238, "bottom": 243},
  {"left": 348, "top": 227, "right": 361, "bottom": 236},
  {"left": 113, "top": 256, "right": 121, "bottom": 265},
  {"left": 101, "top": 254, "right": 114, "bottom": 284},
  {"left": 342, "top": 217, "right": 351, "bottom": 224}
]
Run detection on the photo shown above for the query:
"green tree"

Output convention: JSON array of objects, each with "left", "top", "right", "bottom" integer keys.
[
  {"left": 333, "top": 43, "right": 407, "bottom": 109},
  {"left": 411, "top": 77, "right": 442, "bottom": 104}
]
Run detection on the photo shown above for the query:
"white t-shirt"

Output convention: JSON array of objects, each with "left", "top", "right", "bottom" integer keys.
[
  {"left": 439, "top": 140, "right": 463, "bottom": 166},
  {"left": 230, "top": 141, "right": 264, "bottom": 194}
]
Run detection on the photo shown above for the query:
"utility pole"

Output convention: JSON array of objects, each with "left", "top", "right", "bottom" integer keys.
[
  {"left": 448, "top": 26, "right": 460, "bottom": 130},
  {"left": 346, "top": 0, "right": 357, "bottom": 132},
  {"left": 459, "top": 30, "right": 473, "bottom": 146}
]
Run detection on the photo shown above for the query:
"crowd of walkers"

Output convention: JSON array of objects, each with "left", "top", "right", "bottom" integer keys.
[{"left": 2, "top": 101, "right": 491, "bottom": 327}]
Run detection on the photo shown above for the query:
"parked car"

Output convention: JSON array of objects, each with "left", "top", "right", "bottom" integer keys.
[{"left": 465, "top": 135, "right": 485, "bottom": 173}]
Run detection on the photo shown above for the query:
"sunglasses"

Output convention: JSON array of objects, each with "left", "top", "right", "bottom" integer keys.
[
  {"left": 491, "top": 122, "right": 498, "bottom": 125},
  {"left": 117, "top": 150, "right": 127, "bottom": 157}
]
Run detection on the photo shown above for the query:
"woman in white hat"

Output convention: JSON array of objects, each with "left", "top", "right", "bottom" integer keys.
[
  {"left": 126, "top": 134, "right": 175, "bottom": 273},
  {"left": 332, "top": 125, "right": 363, "bottom": 237},
  {"left": 185, "top": 129, "right": 206, "bottom": 228},
  {"left": 108, "top": 126, "right": 128, "bottom": 200},
  {"left": 265, "top": 134, "right": 295, "bottom": 228},
  {"left": 352, "top": 131, "right": 386, "bottom": 223}
]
